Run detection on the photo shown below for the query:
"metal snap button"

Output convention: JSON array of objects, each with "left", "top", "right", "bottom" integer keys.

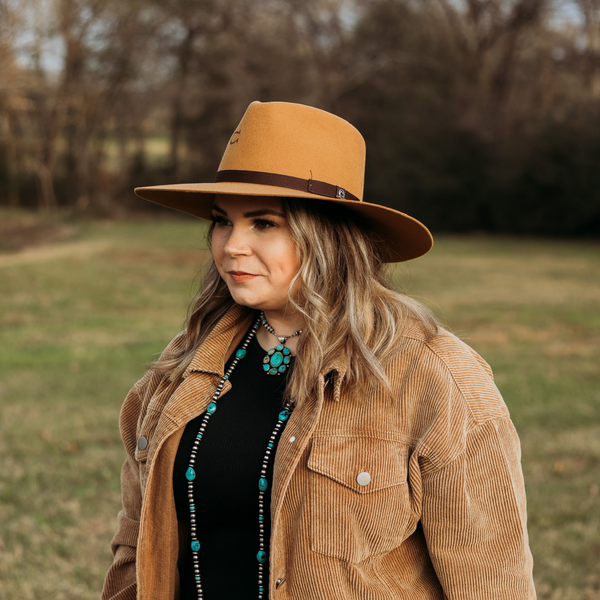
[
  {"left": 137, "top": 436, "right": 148, "bottom": 450},
  {"left": 356, "top": 471, "right": 371, "bottom": 486},
  {"left": 275, "top": 578, "right": 286, "bottom": 588},
  {"left": 289, "top": 436, "right": 296, "bottom": 442}
]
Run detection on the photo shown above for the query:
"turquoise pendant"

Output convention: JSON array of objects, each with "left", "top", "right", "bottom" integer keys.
[{"left": 263, "top": 345, "right": 292, "bottom": 375}]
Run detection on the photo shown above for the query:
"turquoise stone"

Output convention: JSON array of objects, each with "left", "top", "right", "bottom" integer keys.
[
  {"left": 283, "top": 356, "right": 291, "bottom": 364},
  {"left": 268, "top": 348, "right": 275, "bottom": 355},
  {"left": 186, "top": 467, "right": 196, "bottom": 481},
  {"left": 263, "top": 364, "right": 270, "bottom": 371},
  {"left": 283, "top": 347, "right": 291, "bottom": 355},
  {"left": 191, "top": 540, "right": 200, "bottom": 551},
  {"left": 279, "top": 410, "right": 290, "bottom": 421},
  {"left": 276, "top": 344, "right": 284, "bottom": 350},
  {"left": 257, "top": 550, "right": 267, "bottom": 563},
  {"left": 259, "top": 515, "right": 264, "bottom": 521},
  {"left": 268, "top": 368, "right": 278, "bottom": 375},
  {"left": 278, "top": 365, "right": 286, "bottom": 373},
  {"left": 207, "top": 403, "right": 217, "bottom": 414},
  {"left": 259, "top": 477, "right": 268, "bottom": 491},
  {"left": 271, "top": 352, "right": 283, "bottom": 367},
  {"left": 236, "top": 348, "right": 246, "bottom": 358}
]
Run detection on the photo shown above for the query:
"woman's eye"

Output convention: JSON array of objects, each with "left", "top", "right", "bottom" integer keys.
[
  {"left": 253, "top": 218, "right": 276, "bottom": 230},
  {"left": 210, "top": 215, "right": 230, "bottom": 226}
]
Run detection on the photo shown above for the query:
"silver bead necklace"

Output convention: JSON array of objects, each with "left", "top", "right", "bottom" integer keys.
[
  {"left": 260, "top": 311, "right": 303, "bottom": 376},
  {"left": 185, "top": 315, "right": 294, "bottom": 599}
]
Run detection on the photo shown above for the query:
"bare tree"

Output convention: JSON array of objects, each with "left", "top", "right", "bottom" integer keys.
[{"left": 573, "top": 0, "right": 600, "bottom": 96}]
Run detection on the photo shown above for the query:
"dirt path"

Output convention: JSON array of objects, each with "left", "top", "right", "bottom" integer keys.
[{"left": 0, "top": 240, "right": 113, "bottom": 267}]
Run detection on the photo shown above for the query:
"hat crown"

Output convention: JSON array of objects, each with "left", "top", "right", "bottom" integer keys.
[{"left": 218, "top": 101, "right": 366, "bottom": 201}]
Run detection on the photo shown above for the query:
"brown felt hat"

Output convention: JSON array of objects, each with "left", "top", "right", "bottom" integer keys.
[{"left": 135, "top": 101, "right": 433, "bottom": 262}]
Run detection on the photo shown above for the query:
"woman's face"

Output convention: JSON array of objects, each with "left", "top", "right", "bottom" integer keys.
[{"left": 210, "top": 195, "right": 299, "bottom": 314}]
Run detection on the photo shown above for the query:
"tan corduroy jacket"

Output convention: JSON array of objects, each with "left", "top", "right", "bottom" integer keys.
[{"left": 102, "top": 304, "right": 536, "bottom": 600}]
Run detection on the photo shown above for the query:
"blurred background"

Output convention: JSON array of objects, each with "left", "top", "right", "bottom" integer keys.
[
  {"left": 0, "top": 0, "right": 599, "bottom": 599},
  {"left": 1, "top": 0, "right": 600, "bottom": 232}
]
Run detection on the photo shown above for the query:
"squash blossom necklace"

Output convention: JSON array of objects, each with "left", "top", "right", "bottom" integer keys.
[
  {"left": 260, "top": 311, "right": 303, "bottom": 375},
  {"left": 185, "top": 312, "right": 301, "bottom": 599}
]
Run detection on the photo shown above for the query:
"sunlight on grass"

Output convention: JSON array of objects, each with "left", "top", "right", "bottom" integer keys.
[{"left": 1, "top": 224, "right": 599, "bottom": 599}]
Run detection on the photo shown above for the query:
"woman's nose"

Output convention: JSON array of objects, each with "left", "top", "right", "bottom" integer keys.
[{"left": 223, "top": 225, "right": 251, "bottom": 256}]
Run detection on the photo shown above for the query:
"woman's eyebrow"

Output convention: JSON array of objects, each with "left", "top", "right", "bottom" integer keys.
[
  {"left": 210, "top": 205, "right": 284, "bottom": 218},
  {"left": 244, "top": 209, "right": 285, "bottom": 218}
]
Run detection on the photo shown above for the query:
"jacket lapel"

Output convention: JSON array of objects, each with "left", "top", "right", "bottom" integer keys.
[{"left": 162, "top": 304, "right": 254, "bottom": 427}]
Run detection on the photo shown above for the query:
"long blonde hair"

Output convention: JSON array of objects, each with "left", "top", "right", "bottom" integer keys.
[{"left": 153, "top": 198, "right": 440, "bottom": 405}]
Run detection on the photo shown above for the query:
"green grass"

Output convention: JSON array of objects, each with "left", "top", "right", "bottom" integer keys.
[{"left": 0, "top": 220, "right": 599, "bottom": 599}]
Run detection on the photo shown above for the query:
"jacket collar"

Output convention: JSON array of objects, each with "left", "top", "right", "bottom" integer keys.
[
  {"left": 183, "top": 303, "right": 349, "bottom": 401},
  {"left": 183, "top": 304, "right": 255, "bottom": 378},
  {"left": 321, "top": 354, "right": 348, "bottom": 402}
]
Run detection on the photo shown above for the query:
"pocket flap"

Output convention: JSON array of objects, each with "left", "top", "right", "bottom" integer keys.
[{"left": 308, "top": 436, "right": 407, "bottom": 494}]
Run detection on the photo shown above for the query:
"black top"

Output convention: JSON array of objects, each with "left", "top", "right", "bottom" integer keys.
[{"left": 173, "top": 329, "right": 291, "bottom": 600}]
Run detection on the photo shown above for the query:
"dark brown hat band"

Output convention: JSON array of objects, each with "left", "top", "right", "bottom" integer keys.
[{"left": 214, "top": 169, "right": 359, "bottom": 201}]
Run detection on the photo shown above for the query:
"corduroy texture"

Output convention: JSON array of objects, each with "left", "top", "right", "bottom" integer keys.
[{"left": 102, "top": 305, "right": 536, "bottom": 600}]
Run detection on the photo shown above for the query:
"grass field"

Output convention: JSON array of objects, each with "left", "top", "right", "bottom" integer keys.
[{"left": 0, "top": 217, "right": 599, "bottom": 599}]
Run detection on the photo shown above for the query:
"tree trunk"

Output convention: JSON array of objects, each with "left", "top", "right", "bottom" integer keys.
[{"left": 169, "top": 25, "right": 198, "bottom": 179}]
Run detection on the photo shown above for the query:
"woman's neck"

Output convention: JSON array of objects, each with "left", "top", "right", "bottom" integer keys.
[{"left": 255, "top": 309, "right": 306, "bottom": 355}]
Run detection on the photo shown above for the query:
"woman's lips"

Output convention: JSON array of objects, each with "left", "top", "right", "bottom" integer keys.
[{"left": 227, "top": 271, "right": 258, "bottom": 282}]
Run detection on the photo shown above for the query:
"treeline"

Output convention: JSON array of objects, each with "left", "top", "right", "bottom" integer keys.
[{"left": 1, "top": 0, "right": 599, "bottom": 235}]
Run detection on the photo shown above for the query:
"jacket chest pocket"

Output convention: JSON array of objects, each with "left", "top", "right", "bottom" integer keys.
[{"left": 307, "top": 436, "right": 413, "bottom": 563}]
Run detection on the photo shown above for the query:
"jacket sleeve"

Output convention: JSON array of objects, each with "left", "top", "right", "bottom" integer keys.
[
  {"left": 101, "top": 381, "right": 146, "bottom": 600},
  {"left": 419, "top": 416, "right": 536, "bottom": 599},
  {"left": 102, "top": 331, "right": 186, "bottom": 599}
]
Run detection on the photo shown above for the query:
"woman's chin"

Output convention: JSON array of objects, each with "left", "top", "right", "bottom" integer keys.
[
  {"left": 230, "top": 294, "right": 287, "bottom": 314},
  {"left": 228, "top": 292, "right": 266, "bottom": 311}
]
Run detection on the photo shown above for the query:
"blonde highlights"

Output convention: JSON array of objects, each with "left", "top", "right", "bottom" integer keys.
[
  {"left": 282, "top": 199, "right": 439, "bottom": 404},
  {"left": 153, "top": 198, "right": 439, "bottom": 404}
]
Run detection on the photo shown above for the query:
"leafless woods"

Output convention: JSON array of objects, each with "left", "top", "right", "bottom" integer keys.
[{"left": 1, "top": 0, "right": 599, "bottom": 233}]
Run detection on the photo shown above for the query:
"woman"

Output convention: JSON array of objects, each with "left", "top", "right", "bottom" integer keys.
[{"left": 102, "top": 101, "right": 536, "bottom": 600}]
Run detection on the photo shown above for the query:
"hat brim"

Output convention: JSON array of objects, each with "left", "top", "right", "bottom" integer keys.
[{"left": 134, "top": 182, "right": 433, "bottom": 262}]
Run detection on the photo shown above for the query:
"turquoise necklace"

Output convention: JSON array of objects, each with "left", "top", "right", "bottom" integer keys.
[
  {"left": 185, "top": 315, "right": 294, "bottom": 600},
  {"left": 260, "top": 311, "right": 303, "bottom": 376}
]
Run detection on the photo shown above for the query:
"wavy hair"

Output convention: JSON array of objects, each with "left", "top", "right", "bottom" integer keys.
[{"left": 152, "top": 198, "right": 440, "bottom": 405}]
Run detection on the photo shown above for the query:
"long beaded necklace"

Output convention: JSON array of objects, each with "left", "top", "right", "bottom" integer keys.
[{"left": 185, "top": 315, "right": 294, "bottom": 600}]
